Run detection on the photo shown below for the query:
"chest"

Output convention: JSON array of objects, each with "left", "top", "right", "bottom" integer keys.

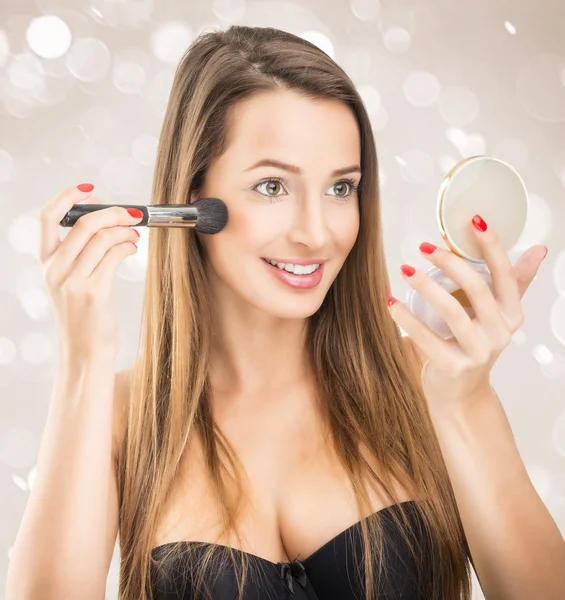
[{"left": 152, "top": 392, "right": 412, "bottom": 563}]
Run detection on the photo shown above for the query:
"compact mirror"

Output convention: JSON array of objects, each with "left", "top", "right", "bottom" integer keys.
[
  {"left": 405, "top": 155, "right": 529, "bottom": 340},
  {"left": 437, "top": 155, "right": 528, "bottom": 263}
]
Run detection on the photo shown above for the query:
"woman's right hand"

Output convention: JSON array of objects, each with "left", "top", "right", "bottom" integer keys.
[{"left": 39, "top": 184, "right": 143, "bottom": 364}]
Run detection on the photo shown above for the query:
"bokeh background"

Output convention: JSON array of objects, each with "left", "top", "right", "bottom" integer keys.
[{"left": 1, "top": 0, "right": 565, "bottom": 598}]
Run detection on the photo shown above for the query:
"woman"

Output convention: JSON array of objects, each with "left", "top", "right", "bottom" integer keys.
[
  {"left": 9, "top": 24, "right": 563, "bottom": 600},
  {"left": 123, "top": 24, "right": 462, "bottom": 599}
]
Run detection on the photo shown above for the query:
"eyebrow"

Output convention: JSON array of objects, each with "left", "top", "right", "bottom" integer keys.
[{"left": 244, "top": 158, "right": 362, "bottom": 177}]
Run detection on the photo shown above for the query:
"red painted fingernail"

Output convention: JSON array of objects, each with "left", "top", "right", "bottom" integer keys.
[
  {"left": 472, "top": 214, "right": 487, "bottom": 232},
  {"left": 77, "top": 183, "right": 94, "bottom": 192},
  {"left": 127, "top": 208, "right": 144, "bottom": 218},
  {"left": 400, "top": 264, "right": 416, "bottom": 277},
  {"left": 387, "top": 296, "right": 397, "bottom": 307},
  {"left": 419, "top": 242, "right": 437, "bottom": 255},
  {"left": 132, "top": 228, "right": 140, "bottom": 238},
  {"left": 542, "top": 246, "right": 548, "bottom": 260}
]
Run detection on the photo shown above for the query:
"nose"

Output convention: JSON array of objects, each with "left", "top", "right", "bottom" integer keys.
[{"left": 286, "top": 194, "right": 329, "bottom": 250}]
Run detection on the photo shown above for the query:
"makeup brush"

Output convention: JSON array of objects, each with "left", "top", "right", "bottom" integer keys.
[{"left": 59, "top": 197, "right": 229, "bottom": 234}]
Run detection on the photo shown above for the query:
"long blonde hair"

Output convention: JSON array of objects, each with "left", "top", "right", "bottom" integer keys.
[{"left": 116, "top": 25, "right": 474, "bottom": 600}]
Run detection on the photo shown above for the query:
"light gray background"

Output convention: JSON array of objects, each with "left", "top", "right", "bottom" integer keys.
[{"left": 1, "top": 1, "right": 564, "bottom": 598}]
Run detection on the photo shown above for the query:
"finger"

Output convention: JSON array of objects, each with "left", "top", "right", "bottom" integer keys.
[
  {"left": 467, "top": 214, "right": 522, "bottom": 323},
  {"left": 39, "top": 184, "right": 95, "bottom": 263},
  {"left": 400, "top": 264, "right": 484, "bottom": 358},
  {"left": 52, "top": 205, "right": 141, "bottom": 283},
  {"left": 388, "top": 295, "right": 464, "bottom": 366},
  {"left": 417, "top": 242, "right": 507, "bottom": 341}
]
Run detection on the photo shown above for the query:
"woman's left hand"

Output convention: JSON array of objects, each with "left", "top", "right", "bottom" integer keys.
[{"left": 388, "top": 214, "right": 548, "bottom": 409}]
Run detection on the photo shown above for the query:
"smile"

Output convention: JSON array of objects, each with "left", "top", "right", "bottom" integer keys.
[{"left": 262, "top": 258, "right": 320, "bottom": 275}]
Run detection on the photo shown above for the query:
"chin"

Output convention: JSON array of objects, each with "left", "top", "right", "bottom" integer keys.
[{"left": 252, "top": 293, "right": 326, "bottom": 320}]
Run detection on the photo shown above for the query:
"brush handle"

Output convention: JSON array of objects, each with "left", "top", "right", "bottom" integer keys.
[{"left": 59, "top": 204, "right": 149, "bottom": 227}]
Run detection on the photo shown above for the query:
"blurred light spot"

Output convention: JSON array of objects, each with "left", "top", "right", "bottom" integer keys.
[
  {"left": 445, "top": 127, "right": 468, "bottom": 151},
  {"left": 400, "top": 230, "right": 436, "bottom": 267},
  {"left": 299, "top": 31, "right": 334, "bottom": 59},
  {"left": 212, "top": 0, "right": 247, "bottom": 21},
  {"left": 553, "top": 150, "right": 565, "bottom": 181},
  {"left": 88, "top": 5, "right": 104, "bottom": 21},
  {"left": 550, "top": 296, "right": 565, "bottom": 348},
  {"left": 378, "top": 166, "right": 387, "bottom": 188},
  {"left": 511, "top": 329, "right": 527, "bottom": 345},
  {"left": 28, "top": 465, "right": 36, "bottom": 491},
  {"left": 0, "top": 28, "right": 11, "bottom": 67},
  {"left": 12, "top": 474, "right": 28, "bottom": 491},
  {"left": 66, "top": 38, "right": 111, "bottom": 82},
  {"left": 8, "top": 212, "right": 39, "bottom": 257},
  {"left": 112, "top": 59, "right": 146, "bottom": 94},
  {"left": 378, "top": 4, "right": 416, "bottom": 36},
  {"left": 151, "top": 22, "right": 193, "bottom": 64},
  {"left": 350, "top": 0, "right": 381, "bottom": 21},
  {"left": 356, "top": 84, "right": 381, "bottom": 116},
  {"left": 26, "top": 15, "right": 72, "bottom": 59},
  {"left": 15, "top": 265, "right": 51, "bottom": 321},
  {"left": 517, "top": 54, "right": 565, "bottom": 122},
  {"left": 117, "top": 251, "right": 147, "bottom": 283},
  {"left": 20, "top": 332, "right": 53, "bottom": 365},
  {"left": 131, "top": 134, "right": 158, "bottom": 167},
  {"left": 87, "top": 0, "right": 155, "bottom": 29},
  {"left": 553, "top": 249, "right": 565, "bottom": 296},
  {"left": 382, "top": 28, "right": 411, "bottom": 53},
  {"left": 19, "top": 288, "right": 50, "bottom": 321},
  {"left": 460, "top": 133, "right": 486, "bottom": 157},
  {"left": 533, "top": 344, "right": 553, "bottom": 366},
  {"left": 370, "top": 106, "right": 389, "bottom": 131},
  {"left": 147, "top": 67, "right": 175, "bottom": 118},
  {"left": 0, "top": 337, "right": 17, "bottom": 365},
  {"left": 403, "top": 71, "right": 441, "bottom": 107},
  {"left": 438, "top": 155, "right": 459, "bottom": 174},
  {"left": 504, "top": 21, "right": 517, "bottom": 35},
  {"left": 0, "top": 149, "right": 15, "bottom": 183},
  {"left": 552, "top": 409, "right": 565, "bottom": 460},
  {"left": 541, "top": 353, "right": 565, "bottom": 380},
  {"left": 0, "top": 427, "right": 37, "bottom": 469},
  {"left": 513, "top": 193, "right": 552, "bottom": 253},
  {"left": 493, "top": 137, "right": 529, "bottom": 171},
  {"left": 7, "top": 52, "right": 44, "bottom": 90},
  {"left": 438, "top": 86, "right": 480, "bottom": 126},
  {"left": 397, "top": 150, "right": 435, "bottom": 185}
]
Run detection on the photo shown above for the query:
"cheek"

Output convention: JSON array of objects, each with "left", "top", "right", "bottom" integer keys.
[
  {"left": 204, "top": 207, "right": 277, "bottom": 267},
  {"left": 332, "top": 207, "right": 359, "bottom": 253}
]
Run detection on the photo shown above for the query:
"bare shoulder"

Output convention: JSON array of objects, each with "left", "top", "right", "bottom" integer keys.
[{"left": 111, "top": 366, "right": 133, "bottom": 462}]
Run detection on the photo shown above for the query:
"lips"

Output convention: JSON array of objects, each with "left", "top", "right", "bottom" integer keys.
[{"left": 262, "top": 257, "right": 324, "bottom": 289}]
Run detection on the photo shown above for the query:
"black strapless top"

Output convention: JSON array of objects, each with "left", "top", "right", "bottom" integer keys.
[{"left": 150, "top": 500, "right": 432, "bottom": 599}]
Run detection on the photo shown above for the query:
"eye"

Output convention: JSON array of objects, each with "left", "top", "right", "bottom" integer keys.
[
  {"left": 330, "top": 178, "right": 358, "bottom": 199},
  {"left": 254, "top": 178, "right": 285, "bottom": 198},
  {"left": 253, "top": 177, "right": 360, "bottom": 202}
]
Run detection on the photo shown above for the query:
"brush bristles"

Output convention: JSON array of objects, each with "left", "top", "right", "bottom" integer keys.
[{"left": 192, "top": 197, "right": 228, "bottom": 234}]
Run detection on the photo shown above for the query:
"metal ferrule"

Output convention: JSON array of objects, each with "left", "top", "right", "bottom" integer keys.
[{"left": 145, "top": 205, "right": 198, "bottom": 228}]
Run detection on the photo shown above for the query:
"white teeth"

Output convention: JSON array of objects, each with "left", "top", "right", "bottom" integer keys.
[{"left": 265, "top": 258, "right": 320, "bottom": 275}]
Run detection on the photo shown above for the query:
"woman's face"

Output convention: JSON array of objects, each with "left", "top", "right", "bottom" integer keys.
[{"left": 194, "top": 89, "right": 361, "bottom": 320}]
